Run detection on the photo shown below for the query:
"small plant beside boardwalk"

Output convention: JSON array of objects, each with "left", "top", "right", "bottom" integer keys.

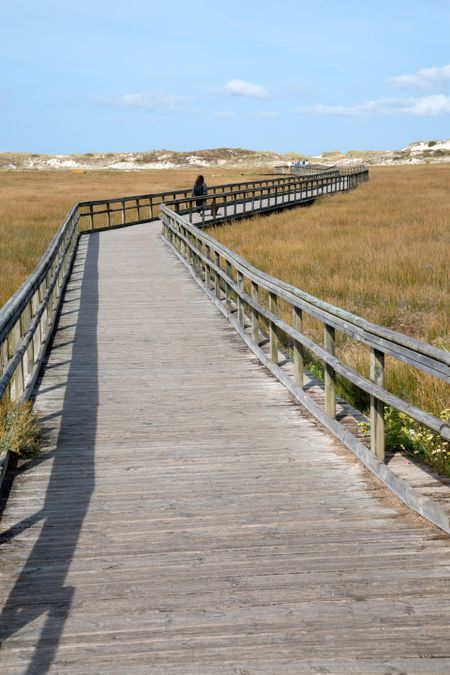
[
  {"left": 305, "top": 356, "right": 450, "bottom": 475},
  {"left": 0, "top": 398, "right": 41, "bottom": 459},
  {"left": 361, "top": 408, "right": 450, "bottom": 476}
]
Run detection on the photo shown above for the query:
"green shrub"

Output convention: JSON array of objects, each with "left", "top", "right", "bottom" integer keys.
[
  {"left": 0, "top": 398, "right": 41, "bottom": 458},
  {"left": 302, "top": 350, "right": 450, "bottom": 475},
  {"left": 361, "top": 407, "right": 450, "bottom": 475}
]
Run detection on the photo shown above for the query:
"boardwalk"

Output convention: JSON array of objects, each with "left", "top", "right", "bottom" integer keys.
[{"left": 1, "top": 221, "right": 450, "bottom": 673}]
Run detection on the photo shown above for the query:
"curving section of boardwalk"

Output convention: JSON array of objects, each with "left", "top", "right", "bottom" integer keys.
[{"left": 1, "top": 222, "right": 450, "bottom": 673}]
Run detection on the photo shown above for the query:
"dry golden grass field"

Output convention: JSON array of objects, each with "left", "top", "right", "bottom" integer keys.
[
  {"left": 209, "top": 165, "right": 450, "bottom": 422},
  {"left": 0, "top": 168, "right": 252, "bottom": 308},
  {"left": 0, "top": 165, "right": 449, "bottom": 466}
]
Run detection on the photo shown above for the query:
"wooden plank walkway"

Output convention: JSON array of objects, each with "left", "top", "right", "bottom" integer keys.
[
  {"left": 1, "top": 221, "right": 450, "bottom": 673},
  {"left": 183, "top": 179, "right": 340, "bottom": 228}
]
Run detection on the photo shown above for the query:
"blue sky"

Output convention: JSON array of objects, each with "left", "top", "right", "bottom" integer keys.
[{"left": 2, "top": 0, "right": 450, "bottom": 154}]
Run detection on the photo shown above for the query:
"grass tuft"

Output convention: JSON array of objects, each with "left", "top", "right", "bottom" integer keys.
[{"left": 0, "top": 398, "right": 41, "bottom": 458}]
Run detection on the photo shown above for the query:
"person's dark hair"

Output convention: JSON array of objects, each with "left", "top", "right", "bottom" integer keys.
[{"left": 194, "top": 174, "right": 204, "bottom": 186}]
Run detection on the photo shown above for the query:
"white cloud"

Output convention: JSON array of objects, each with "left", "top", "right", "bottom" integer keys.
[
  {"left": 98, "top": 91, "right": 187, "bottom": 112},
  {"left": 300, "top": 95, "right": 450, "bottom": 117},
  {"left": 214, "top": 110, "right": 234, "bottom": 119},
  {"left": 389, "top": 65, "right": 450, "bottom": 89},
  {"left": 223, "top": 79, "right": 268, "bottom": 98},
  {"left": 404, "top": 94, "right": 450, "bottom": 115}
]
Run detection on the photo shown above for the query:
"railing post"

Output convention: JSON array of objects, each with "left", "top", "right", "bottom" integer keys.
[
  {"left": 0, "top": 337, "right": 8, "bottom": 379},
  {"left": 214, "top": 252, "right": 221, "bottom": 298},
  {"left": 20, "top": 308, "right": 29, "bottom": 382},
  {"left": 40, "top": 277, "right": 49, "bottom": 337},
  {"left": 10, "top": 320, "right": 24, "bottom": 399},
  {"left": 179, "top": 225, "right": 186, "bottom": 258},
  {"left": 197, "top": 237, "right": 204, "bottom": 281},
  {"left": 31, "top": 289, "right": 42, "bottom": 356},
  {"left": 89, "top": 204, "right": 94, "bottom": 230},
  {"left": 190, "top": 234, "right": 197, "bottom": 273},
  {"left": 237, "top": 271, "right": 244, "bottom": 325},
  {"left": 225, "top": 260, "right": 232, "bottom": 308},
  {"left": 251, "top": 281, "right": 259, "bottom": 343},
  {"left": 195, "top": 236, "right": 201, "bottom": 276},
  {"left": 324, "top": 324, "right": 336, "bottom": 418},
  {"left": 173, "top": 220, "right": 181, "bottom": 252},
  {"left": 292, "top": 306, "right": 304, "bottom": 388},
  {"left": 106, "top": 202, "right": 111, "bottom": 228},
  {"left": 205, "top": 245, "right": 211, "bottom": 289},
  {"left": 269, "top": 292, "right": 279, "bottom": 364},
  {"left": 370, "top": 348, "right": 385, "bottom": 462},
  {"left": 121, "top": 201, "right": 126, "bottom": 225}
]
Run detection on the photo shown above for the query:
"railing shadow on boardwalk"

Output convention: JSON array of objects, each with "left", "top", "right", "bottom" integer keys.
[{"left": 0, "top": 234, "right": 99, "bottom": 673}]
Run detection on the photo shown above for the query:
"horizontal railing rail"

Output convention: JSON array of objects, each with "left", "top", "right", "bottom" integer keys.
[
  {"left": 273, "top": 163, "right": 364, "bottom": 177},
  {"left": 0, "top": 169, "right": 367, "bottom": 410},
  {"left": 0, "top": 207, "right": 81, "bottom": 405},
  {"left": 0, "top": 165, "right": 369, "bottom": 483},
  {"left": 75, "top": 167, "right": 360, "bottom": 231},
  {"left": 160, "top": 203, "right": 450, "bottom": 468},
  {"left": 273, "top": 162, "right": 338, "bottom": 174},
  {"left": 164, "top": 168, "right": 368, "bottom": 227}
]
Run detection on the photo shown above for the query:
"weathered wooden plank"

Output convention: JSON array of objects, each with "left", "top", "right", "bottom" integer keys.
[{"left": 1, "top": 220, "right": 450, "bottom": 674}]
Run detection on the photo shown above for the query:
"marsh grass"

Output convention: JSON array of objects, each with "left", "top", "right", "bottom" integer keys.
[
  {"left": 0, "top": 398, "right": 41, "bottom": 458},
  {"left": 1, "top": 165, "right": 449, "bottom": 467},
  {"left": 209, "top": 165, "right": 450, "bottom": 423},
  {"left": 0, "top": 168, "right": 257, "bottom": 307}
]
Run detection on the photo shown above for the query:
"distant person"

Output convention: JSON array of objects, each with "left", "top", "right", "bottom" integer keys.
[
  {"left": 192, "top": 174, "right": 220, "bottom": 218},
  {"left": 192, "top": 174, "right": 208, "bottom": 213}
]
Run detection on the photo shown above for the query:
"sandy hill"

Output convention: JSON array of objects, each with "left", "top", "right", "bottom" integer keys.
[{"left": 1, "top": 141, "right": 449, "bottom": 171}]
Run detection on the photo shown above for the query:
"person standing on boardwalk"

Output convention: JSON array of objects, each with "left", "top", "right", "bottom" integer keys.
[{"left": 192, "top": 174, "right": 208, "bottom": 213}]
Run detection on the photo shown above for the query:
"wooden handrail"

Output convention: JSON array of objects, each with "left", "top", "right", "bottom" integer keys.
[
  {"left": 159, "top": 195, "right": 450, "bottom": 467},
  {"left": 2, "top": 162, "right": 449, "bottom": 532},
  {"left": 2, "top": 160, "right": 447, "bottom": 477},
  {"left": 1, "top": 169, "right": 365, "bottom": 407},
  {"left": 164, "top": 168, "right": 368, "bottom": 227},
  {"left": 75, "top": 166, "right": 365, "bottom": 230},
  {"left": 0, "top": 166, "right": 372, "bottom": 431},
  {"left": 0, "top": 207, "right": 81, "bottom": 403}
]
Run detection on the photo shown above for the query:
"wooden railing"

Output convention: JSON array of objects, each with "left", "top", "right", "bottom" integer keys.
[
  {"left": 164, "top": 167, "right": 368, "bottom": 228},
  {"left": 1, "top": 169, "right": 364, "bottom": 414},
  {"left": 160, "top": 202, "right": 450, "bottom": 471},
  {"left": 1, "top": 162, "right": 449, "bottom": 527},
  {"left": 273, "top": 162, "right": 335, "bottom": 174},
  {"left": 0, "top": 206, "right": 81, "bottom": 405},
  {"left": 0, "top": 165, "right": 370, "bottom": 486},
  {"left": 76, "top": 168, "right": 349, "bottom": 231},
  {"left": 273, "top": 163, "right": 360, "bottom": 176}
]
